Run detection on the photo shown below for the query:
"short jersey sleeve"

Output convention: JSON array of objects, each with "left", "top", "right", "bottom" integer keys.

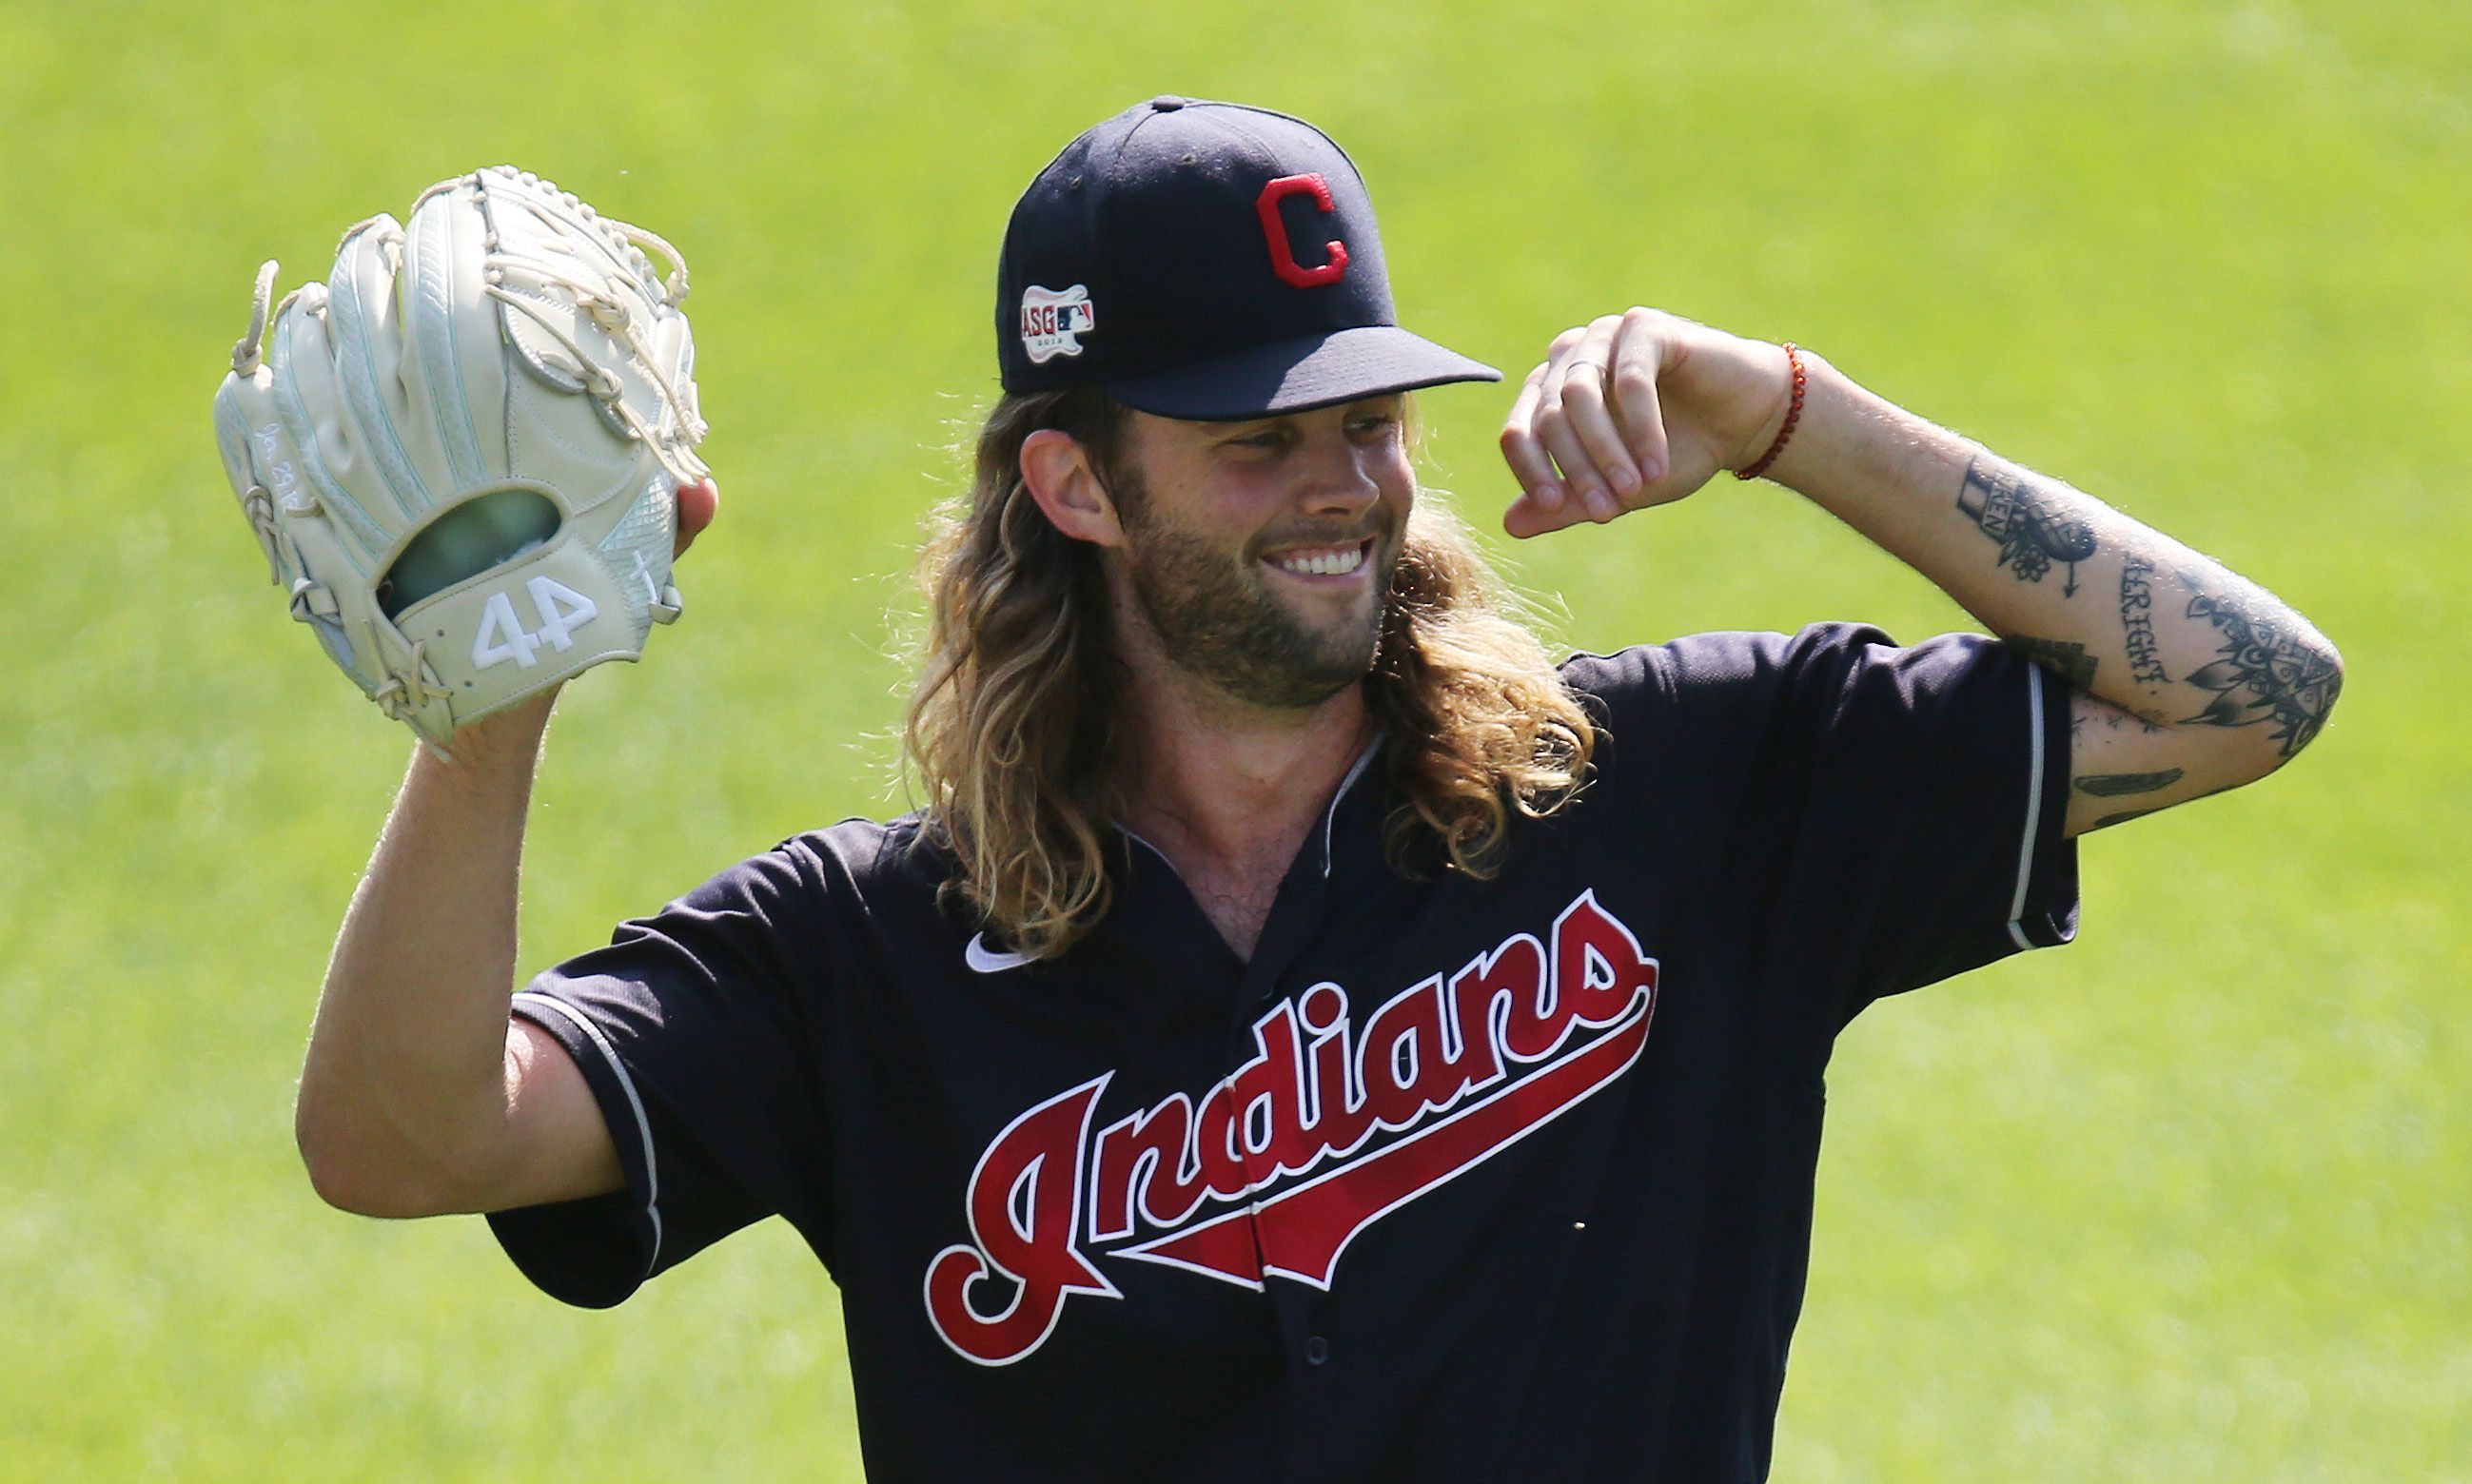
[
  {"left": 486, "top": 842, "right": 834, "bottom": 1308},
  {"left": 1565, "top": 622, "right": 2079, "bottom": 1030}
]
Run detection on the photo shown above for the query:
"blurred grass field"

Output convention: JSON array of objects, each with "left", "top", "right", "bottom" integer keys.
[{"left": 2, "top": 0, "right": 2464, "bottom": 1477}]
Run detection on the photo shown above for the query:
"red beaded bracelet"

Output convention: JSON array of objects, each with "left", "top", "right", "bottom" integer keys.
[{"left": 1735, "top": 342, "right": 1805, "bottom": 481}]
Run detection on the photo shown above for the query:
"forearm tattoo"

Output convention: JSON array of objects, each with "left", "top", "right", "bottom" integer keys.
[
  {"left": 2071, "top": 705, "right": 2166, "bottom": 742},
  {"left": 2003, "top": 635, "right": 2097, "bottom": 690},
  {"left": 2180, "top": 591, "right": 2343, "bottom": 756},
  {"left": 2116, "top": 555, "right": 2169, "bottom": 685},
  {"left": 1957, "top": 459, "right": 2098, "bottom": 595},
  {"left": 2074, "top": 767, "right": 2184, "bottom": 797}
]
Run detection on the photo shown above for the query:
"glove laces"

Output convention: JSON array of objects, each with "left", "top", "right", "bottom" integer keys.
[{"left": 481, "top": 180, "right": 710, "bottom": 485}]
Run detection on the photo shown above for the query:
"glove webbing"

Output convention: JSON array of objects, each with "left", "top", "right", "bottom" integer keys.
[{"left": 487, "top": 281, "right": 705, "bottom": 486}]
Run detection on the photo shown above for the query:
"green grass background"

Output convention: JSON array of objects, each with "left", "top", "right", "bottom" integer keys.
[{"left": 3, "top": 0, "right": 2463, "bottom": 1477}]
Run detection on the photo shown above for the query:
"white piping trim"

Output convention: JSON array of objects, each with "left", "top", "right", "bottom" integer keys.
[
  {"left": 1116, "top": 824, "right": 1176, "bottom": 873},
  {"left": 1321, "top": 732, "right": 1385, "bottom": 879},
  {"left": 514, "top": 991, "right": 664, "bottom": 1267},
  {"left": 2005, "top": 670, "right": 2049, "bottom": 952}
]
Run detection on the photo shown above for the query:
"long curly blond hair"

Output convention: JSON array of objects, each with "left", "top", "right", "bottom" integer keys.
[{"left": 905, "top": 387, "right": 1596, "bottom": 958}]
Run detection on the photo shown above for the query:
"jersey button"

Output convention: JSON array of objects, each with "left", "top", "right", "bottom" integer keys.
[{"left": 1304, "top": 1335, "right": 1329, "bottom": 1366}]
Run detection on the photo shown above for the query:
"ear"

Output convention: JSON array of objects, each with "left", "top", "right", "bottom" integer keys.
[{"left": 1020, "top": 429, "right": 1127, "bottom": 548}]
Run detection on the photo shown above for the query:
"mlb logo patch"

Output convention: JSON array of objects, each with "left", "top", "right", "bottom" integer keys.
[{"left": 1020, "top": 284, "right": 1097, "bottom": 363}]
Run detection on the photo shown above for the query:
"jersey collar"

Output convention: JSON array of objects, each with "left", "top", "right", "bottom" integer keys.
[{"left": 1110, "top": 730, "right": 1386, "bottom": 883}]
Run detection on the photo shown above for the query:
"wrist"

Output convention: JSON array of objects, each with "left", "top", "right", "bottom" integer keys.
[
  {"left": 1756, "top": 358, "right": 1985, "bottom": 536},
  {"left": 1753, "top": 351, "right": 1875, "bottom": 499},
  {"left": 418, "top": 689, "right": 559, "bottom": 785},
  {"left": 1731, "top": 342, "right": 1808, "bottom": 480}
]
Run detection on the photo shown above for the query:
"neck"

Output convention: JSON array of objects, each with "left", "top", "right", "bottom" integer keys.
[{"left": 1113, "top": 662, "right": 1375, "bottom": 872}]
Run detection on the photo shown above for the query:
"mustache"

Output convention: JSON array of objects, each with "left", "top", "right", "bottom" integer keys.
[{"left": 1247, "top": 519, "right": 1395, "bottom": 559}]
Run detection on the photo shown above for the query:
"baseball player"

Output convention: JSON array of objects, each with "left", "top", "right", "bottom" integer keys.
[{"left": 282, "top": 100, "right": 2341, "bottom": 1480}]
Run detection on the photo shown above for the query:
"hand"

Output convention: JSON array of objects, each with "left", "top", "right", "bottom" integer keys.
[
  {"left": 675, "top": 475, "right": 719, "bottom": 557},
  {"left": 1499, "top": 308, "right": 1795, "bottom": 538},
  {"left": 424, "top": 474, "right": 717, "bottom": 766}
]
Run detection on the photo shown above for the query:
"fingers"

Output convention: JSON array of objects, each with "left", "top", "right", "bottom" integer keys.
[
  {"left": 1499, "top": 310, "right": 1671, "bottom": 533},
  {"left": 1553, "top": 346, "right": 1640, "bottom": 511},
  {"left": 1608, "top": 308, "right": 1672, "bottom": 484},
  {"left": 673, "top": 476, "right": 719, "bottom": 557},
  {"left": 1540, "top": 319, "right": 1630, "bottom": 520}
]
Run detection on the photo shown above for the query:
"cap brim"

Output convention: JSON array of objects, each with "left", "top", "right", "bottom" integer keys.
[{"left": 1105, "top": 325, "right": 1501, "bottom": 420}]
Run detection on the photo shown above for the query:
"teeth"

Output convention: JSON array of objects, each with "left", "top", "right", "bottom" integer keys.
[{"left": 1272, "top": 545, "right": 1366, "bottom": 576}]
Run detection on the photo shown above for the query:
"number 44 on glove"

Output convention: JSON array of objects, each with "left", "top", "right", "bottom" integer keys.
[{"left": 211, "top": 166, "right": 710, "bottom": 747}]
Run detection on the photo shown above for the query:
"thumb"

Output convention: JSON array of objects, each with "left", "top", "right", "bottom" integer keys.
[
  {"left": 674, "top": 477, "right": 719, "bottom": 557},
  {"left": 1502, "top": 489, "right": 1598, "bottom": 539}
]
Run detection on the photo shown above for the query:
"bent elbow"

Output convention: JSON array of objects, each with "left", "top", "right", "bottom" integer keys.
[
  {"left": 2318, "top": 638, "right": 2346, "bottom": 729},
  {"left": 295, "top": 1101, "right": 450, "bottom": 1220},
  {"left": 2274, "top": 635, "right": 2345, "bottom": 766},
  {"left": 296, "top": 1113, "right": 387, "bottom": 1217},
  {"left": 300, "top": 1153, "right": 389, "bottom": 1218},
  {"left": 2211, "top": 635, "right": 2344, "bottom": 793}
]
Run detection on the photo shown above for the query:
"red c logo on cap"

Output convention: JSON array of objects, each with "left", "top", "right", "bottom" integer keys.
[{"left": 1256, "top": 174, "right": 1350, "bottom": 289}]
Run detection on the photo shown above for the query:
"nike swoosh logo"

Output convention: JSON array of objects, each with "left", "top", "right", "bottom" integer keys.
[{"left": 965, "top": 932, "right": 1038, "bottom": 974}]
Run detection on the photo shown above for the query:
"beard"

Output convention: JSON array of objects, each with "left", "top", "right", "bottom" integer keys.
[{"left": 1112, "top": 479, "right": 1398, "bottom": 712}]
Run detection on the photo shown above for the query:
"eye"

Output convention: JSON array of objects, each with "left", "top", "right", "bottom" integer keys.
[
  {"left": 1223, "top": 428, "right": 1289, "bottom": 453},
  {"left": 1346, "top": 412, "right": 1401, "bottom": 439}
]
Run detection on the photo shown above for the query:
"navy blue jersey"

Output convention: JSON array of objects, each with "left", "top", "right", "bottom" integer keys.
[{"left": 492, "top": 623, "right": 2079, "bottom": 1482}]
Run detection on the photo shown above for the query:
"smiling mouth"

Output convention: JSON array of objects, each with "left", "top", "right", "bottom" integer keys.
[{"left": 1264, "top": 538, "right": 1374, "bottom": 578}]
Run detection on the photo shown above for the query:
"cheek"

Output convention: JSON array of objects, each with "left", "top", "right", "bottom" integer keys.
[{"left": 1375, "top": 455, "right": 1417, "bottom": 518}]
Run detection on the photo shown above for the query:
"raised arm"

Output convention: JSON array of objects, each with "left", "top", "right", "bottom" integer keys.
[
  {"left": 1498, "top": 310, "right": 2342, "bottom": 837},
  {"left": 294, "top": 478, "right": 720, "bottom": 1217},
  {"left": 294, "top": 693, "right": 621, "bottom": 1217}
]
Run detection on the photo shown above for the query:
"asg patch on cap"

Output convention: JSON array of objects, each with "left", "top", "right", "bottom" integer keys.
[{"left": 1019, "top": 283, "right": 1096, "bottom": 364}]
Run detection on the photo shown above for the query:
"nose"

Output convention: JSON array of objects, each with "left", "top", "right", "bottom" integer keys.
[{"left": 1294, "top": 432, "right": 1385, "bottom": 523}]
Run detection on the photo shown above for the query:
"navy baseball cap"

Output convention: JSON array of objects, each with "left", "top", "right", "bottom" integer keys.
[{"left": 997, "top": 97, "right": 1501, "bottom": 420}]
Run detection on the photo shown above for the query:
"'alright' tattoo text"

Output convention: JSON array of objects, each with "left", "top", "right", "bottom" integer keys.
[{"left": 2117, "top": 555, "right": 2169, "bottom": 686}]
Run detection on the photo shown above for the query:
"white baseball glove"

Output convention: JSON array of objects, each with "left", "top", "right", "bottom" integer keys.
[{"left": 212, "top": 166, "right": 709, "bottom": 746}]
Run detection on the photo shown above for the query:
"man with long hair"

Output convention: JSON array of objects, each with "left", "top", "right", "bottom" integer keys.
[{"left": 296, "top": 98, "right": 2340, "bottom": 1480}]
